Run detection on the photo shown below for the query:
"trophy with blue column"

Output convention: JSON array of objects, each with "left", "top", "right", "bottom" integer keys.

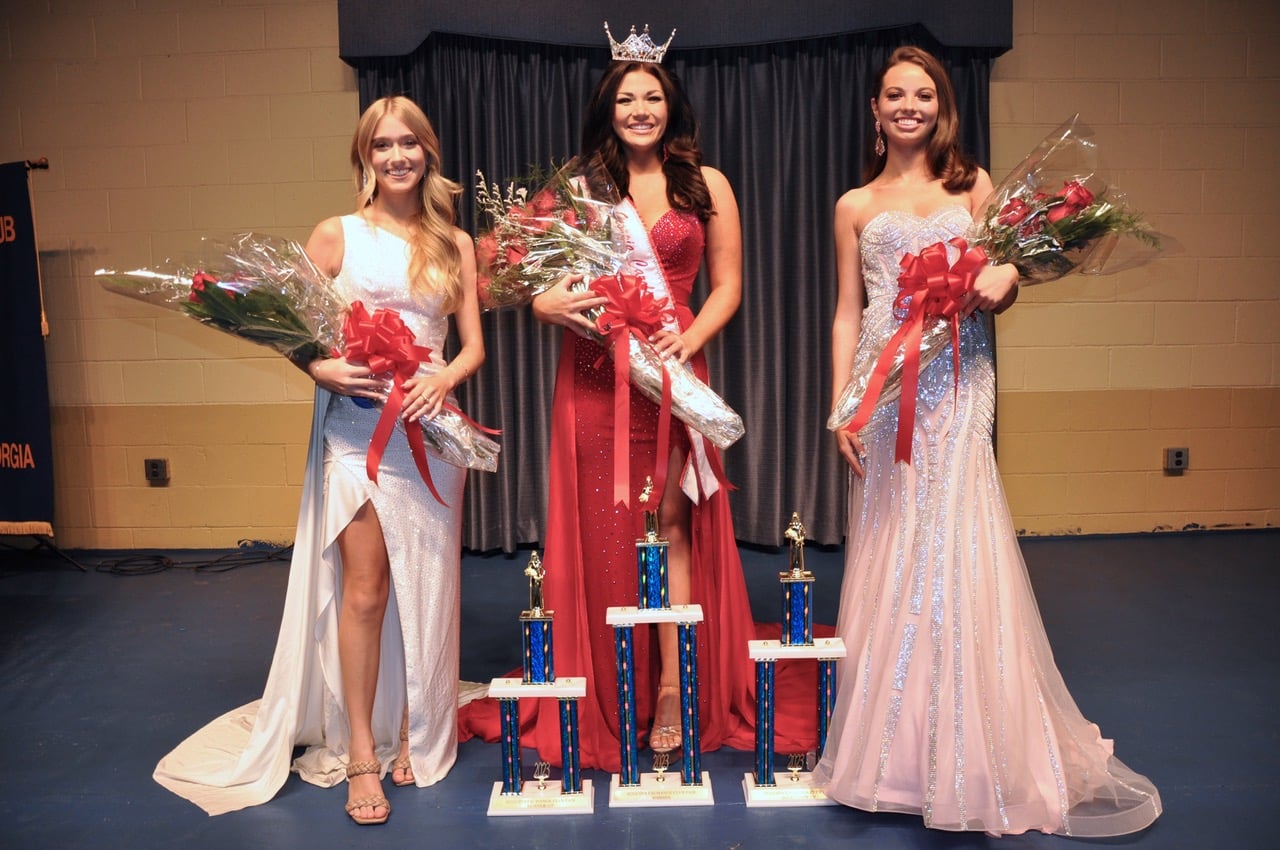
[
  {"left": 605, "top": 478, "right": 714, "bottom": 807},
  {"left": 487, "top": 552, "right": 593, "bottom": 815},
  {"left": 743, "top": 513, "right": 847, "bottom": 806}
]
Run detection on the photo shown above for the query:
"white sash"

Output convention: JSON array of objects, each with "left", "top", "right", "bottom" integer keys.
[{"left": 611, "top": 198, "right": 719, "bottom": 502}]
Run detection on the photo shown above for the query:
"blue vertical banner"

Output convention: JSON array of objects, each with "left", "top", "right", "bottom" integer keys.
[{"left": 0, "top": 161, "right": 55, "bottom": 537}]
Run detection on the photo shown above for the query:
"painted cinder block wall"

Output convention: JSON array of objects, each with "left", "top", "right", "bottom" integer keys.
[
  {"left": 0, "top": 0, "right": 1275, "bottom": 547},
  {"left": 991, "top": 0, "right": 1279, "bottom": 533}
]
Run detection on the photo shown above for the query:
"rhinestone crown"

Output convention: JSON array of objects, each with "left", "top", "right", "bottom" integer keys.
[{"left": 605, "top": 22, "right": 676, "bottom": 64}]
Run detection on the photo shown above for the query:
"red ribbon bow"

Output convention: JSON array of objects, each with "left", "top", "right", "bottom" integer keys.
[
  {"left": 342, "top": 301, "right": 448, "bottom": 506},
  {"left": 590, "top": 274, "right": 676, "bottom": 507},
  {"left": 845, "top": 238, "right": 988, "bottom": 463}
]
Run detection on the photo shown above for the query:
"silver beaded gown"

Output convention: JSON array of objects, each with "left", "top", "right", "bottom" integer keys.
[
  {"left": 812, "top": 208, "right": 1161, "bottom": 836},
  {"left": 154, "top": 215, "right": 466, "bottom": 815}
]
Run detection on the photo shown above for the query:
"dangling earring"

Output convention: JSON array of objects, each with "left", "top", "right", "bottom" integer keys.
[
  {"left": 874, "top": 121, "right": 886, "bottom": 157},
  {"left": 662, "top": 143, "right": 669, "bottom": 163}
]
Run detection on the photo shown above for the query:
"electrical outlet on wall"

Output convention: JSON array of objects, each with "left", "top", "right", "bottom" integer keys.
[
  {"left": 1163, "top": 447, "right": 1189, "bottom": 474},
  {"left": 144, "top": 458, "right": 170, "bottom": 485}
]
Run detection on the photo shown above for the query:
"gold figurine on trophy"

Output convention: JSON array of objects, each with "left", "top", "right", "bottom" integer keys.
[
  {"left": 784, "top": 512, "right": 810, "bottom": 579},
  {"left": 640, "top": 476, "right": 659, "bottom": 541},
  {"left": 520, "top": 551, "right": 554, "bottom": 684},
  {"left": 524, "top": 550, "right": 546, "bottom": 617},
  {"left": 635, "top": 476, "right": 669, "bottom": 609},
  {"left": 780, "top": 512, "right": 815, "bottom": 646}
]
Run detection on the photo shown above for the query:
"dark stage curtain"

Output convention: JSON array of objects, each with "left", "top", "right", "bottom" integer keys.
[{"left": 350, "top": 26, "right": 999, "bottom": 551}]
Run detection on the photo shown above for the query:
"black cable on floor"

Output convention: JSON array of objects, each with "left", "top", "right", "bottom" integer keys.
[
  {"left": 193, "top": 545, "right": 293, "bottom": 573},
  {"left": 92, "top": 543, "right": 294, "bottom": 576},
  {"left": 95, "top": 554, "right": 174, "bottom": 576}
]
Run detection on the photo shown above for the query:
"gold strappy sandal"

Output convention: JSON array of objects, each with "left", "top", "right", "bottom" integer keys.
[
  {"left": 649, "top": 685, "right": 683, "bottom": 753},
  {"left": 344, "top": 760, "right": 390, "bottom": 825},
  {"left": 391, "top": 718, "right": 414, "bottom": 787}
]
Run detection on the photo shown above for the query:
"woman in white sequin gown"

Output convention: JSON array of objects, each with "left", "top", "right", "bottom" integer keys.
[
  {"left": 153, "top": 97, "right": 484, "bottom": 823},
  {"left": 813, "top": 47, "right": 1161, "bottom": 836}
]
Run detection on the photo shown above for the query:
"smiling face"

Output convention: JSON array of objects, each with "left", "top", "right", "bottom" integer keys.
[
  {"left": 367, "top": 113, "right": 426, "bottom": 196},
  {"left": 611, "top": 68, "right": 669, "bottom": 154},
  {"left": 872, "top": 61, "right": 939, "bottom": 150}
]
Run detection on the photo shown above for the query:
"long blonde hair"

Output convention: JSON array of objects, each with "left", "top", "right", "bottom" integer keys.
[{"left": 351, "top": 96, "right": 464, "bottom": 311}]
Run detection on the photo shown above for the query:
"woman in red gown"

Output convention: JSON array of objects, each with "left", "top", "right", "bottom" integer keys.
[
  {"left": 525, "top": 54, "right": 752, "bottom": 771},
  {"left": 462, "top": 35, "right": 825, "bottom": 773}
]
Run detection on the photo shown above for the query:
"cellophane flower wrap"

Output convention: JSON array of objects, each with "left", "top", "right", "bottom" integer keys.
[
  {"left": 475, "top": 158, "right": 745, "bottom": 451},
  {"left": 474, "top": 162, "right": 620, "bottom": 310},
  {"left": 828, "top": 115, "right": 1163, "bottom": 446},
  {"left": 96, "top": 232, "right": 499, "bottom": 476}
]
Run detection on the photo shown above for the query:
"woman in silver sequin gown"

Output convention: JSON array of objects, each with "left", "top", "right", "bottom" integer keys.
[
  {"left": 813, "top": 47, "right": 1161, "bottom": 836},
  {"left": 153, "top": 97, "right": 484, "bottom": 823}
]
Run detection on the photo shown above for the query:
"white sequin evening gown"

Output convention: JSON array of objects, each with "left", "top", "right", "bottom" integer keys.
[
  {"left": 812, "top": 208, "right": 1161, "bottom": 836},
  {"left": 154, "top": 215, "right": 466, "bottom": 815}
]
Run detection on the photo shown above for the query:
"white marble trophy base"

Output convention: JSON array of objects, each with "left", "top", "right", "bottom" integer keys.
[
  {"left": 746, "top": 637, "right": 847, "bottom": 661},
  {"left": 744, "top": 638, "right": 845, "bottom": 806},
  {"left": 608, "top": 771, "right": 715, "bottom": 807},
  {"left": 485, "top": 676, "right": 590, "bottom": 815},
  {"left": 742, "top": 772, "right": 837, "bottom": 807},
  {"left": 488, "top": 779, "right": 594, "bottom": 815},
  {"left": 486, "top": 676, "right": 586, "bottom": 699},
  {"left": 605, "top": 603, "right": 705, "bottom": 625}
]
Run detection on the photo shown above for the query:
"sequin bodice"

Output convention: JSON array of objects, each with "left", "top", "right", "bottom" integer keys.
[
  {"left": 857, "top": 206, "right": 973, "bottom": 342},
  {"left": 333, "top": 215, "right": 449, "bottom": 368},
  {"left": 648, "top": 209, "right": 705, "bottom": 307},
  {"left": 853, "top": 207, "right": 993, "bottom": 424}
]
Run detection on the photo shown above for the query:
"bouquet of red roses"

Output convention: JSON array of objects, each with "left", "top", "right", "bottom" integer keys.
[
  {"left": 97, "top": 233, "right": 499, "bottom": 479},
  {"left": 828, "top": 115, "right": 1164, "bottom": 455},
  {"left": 474, "top": 160, "right": 745, "bottom": 454},
  {"left": 99, "top": 231, "right": 348, "bottom": 365},
  {"left": 474, "top": 162, "right": 622, "bottom": 311},
  {"left": 971, "top": 119, "right": 1160, "bottom": 282}
]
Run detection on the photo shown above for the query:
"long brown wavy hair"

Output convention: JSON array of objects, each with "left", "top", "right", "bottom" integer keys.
[
  {"left": 579, "top": 61, "right": 714, "bottom": 222},
  {"left": 864, "top": 46, "right": 978, "bottom": 193},
  {"left": 351, "top": 96, "right": 464, "bottom": 311}
]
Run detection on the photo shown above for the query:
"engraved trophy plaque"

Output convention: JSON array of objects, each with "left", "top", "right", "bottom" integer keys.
[
  {"left": 605, "top": 478, "right": 714, "bottom": 807},
  {"left": 487, "top": 552, "right": 593, "bottom": 815},
  {"left": 743, "top": 513, "right": 847, "bottom": 806}
]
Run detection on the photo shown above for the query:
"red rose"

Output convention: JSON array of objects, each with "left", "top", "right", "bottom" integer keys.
[
  {"left": 1045, "top": 180, "right": 1095, "bottom": 223},
  {"left": 513, "top": 200, "right": 554, "bottom": 234},
  {"left": 529, "top": 189, "right": 558, "bottom": 217},
  {"left": 505, "top": 243, "right": 528, "bottom": 266},
  {"left": 475, "top": 233, "right": 499, "bottom": 271},
  {"left": 997, "top": 198, "right": 1033, "bottom": 226},
  {"left": 560, "top": 206, "right": 581, "bottom": 229},
  {"left": 189, "top": 271, "right": 214, "bottom": 303},
  {"left": 1060, "top": 179, "right": 1094, "bottom": 209}
]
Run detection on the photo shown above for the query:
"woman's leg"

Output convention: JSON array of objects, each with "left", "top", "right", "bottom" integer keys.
[
  {"left": 337, "top": 500, "right": 392, "bottom": 821},
  {"left": 652, "top": 446, "right": 692, "bottom": 751}
]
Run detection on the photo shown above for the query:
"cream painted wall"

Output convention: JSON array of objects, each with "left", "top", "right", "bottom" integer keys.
[{"left": 991, "top": 0, "right": 1279, "bottom": 532}]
